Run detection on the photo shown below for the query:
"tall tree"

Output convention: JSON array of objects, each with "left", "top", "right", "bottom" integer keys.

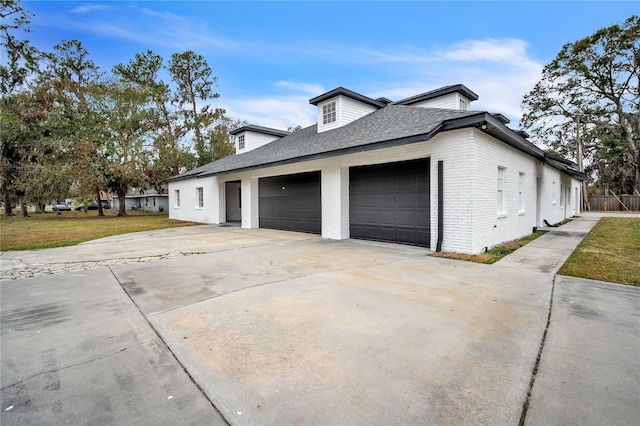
[
  {"left": 114, "top": 51, "right": 191, "bottom": 192},
  {"left": 521, "top": 15, "right": 640, "bottom": 195},
  {"left": 98, "top": 78, "right": 155, "bottom": 216},
  {"left": 0, "top": 0, "right": 40, "bottom": 216},
  {"left": 168, "top": 50, "right": 226, "bottom": 167},
  {"left": 41, "top": 40, "right": 109, "bottom": 214}
]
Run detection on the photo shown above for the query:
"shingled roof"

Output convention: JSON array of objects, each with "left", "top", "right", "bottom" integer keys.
[
  {"left": 168, "top": 106, "right": 479, "bottom": 181},
  {"left": 167, "top": 104, "right": 590, "bottom": 182}
]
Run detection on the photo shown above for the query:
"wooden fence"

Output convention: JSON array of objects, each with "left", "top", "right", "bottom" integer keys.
[{"left": 587, "top": 195, "right": 640, "bottom": 212}]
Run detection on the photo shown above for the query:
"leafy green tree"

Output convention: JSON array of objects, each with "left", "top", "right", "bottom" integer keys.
[
  {"left": 97, "top": 78, "right": 155, "bottom": 216},
  {"left": 521, "top": 15, "right": 640, "bottom": 195},
  {"left": 0, "top": 0, "right": 40, "bottom": 216},
  {"left": 40, "top": 40, "right": 109, "bottom": 214},
  {"left": 168, "top": 50, "right": 226, "bottom": 167},
  {"left": 114, "top": 50, "right": 191, "bottom": 192},
  {"left": 0, "top": 0, "right": 38, "bottom": 94}
]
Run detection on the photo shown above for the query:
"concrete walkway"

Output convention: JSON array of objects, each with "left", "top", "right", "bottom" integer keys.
[
  {"left": 496, "top": 213, "right": 640, "bottom": 425},
  {"left": 1, "top": 214, "right": 638, "bottom": 425}
]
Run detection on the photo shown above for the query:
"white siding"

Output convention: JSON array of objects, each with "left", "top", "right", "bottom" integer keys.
[
  {"left": 235, "top": 131, "right": 281, "bottom": 154},
  {"left": 317, "top": 95, "right": 377, "bottom": 133},
  {"left": 410, "top": 93, "right": 472, "bottom": 110},
  {"left": 340, "top": 96, "right": 378, "bottom": 125}
]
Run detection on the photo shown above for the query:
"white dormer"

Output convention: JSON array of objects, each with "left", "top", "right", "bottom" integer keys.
[
  {"left": 309, "top": 88, "right": 386, "bottom": 133},
  {"left": 394, "top": 84, "right": 479, "bottom": 110},
  {"left": 230, "top": 125, "right": 290, "bottom": 154}
]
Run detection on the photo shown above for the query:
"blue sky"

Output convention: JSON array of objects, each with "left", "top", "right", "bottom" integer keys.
[{"left": 22, "top": 1, "right": 639, "bottom": 130}]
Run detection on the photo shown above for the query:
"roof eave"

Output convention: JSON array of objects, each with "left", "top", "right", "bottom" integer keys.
[{"left": 309, "top": 87, "right": 386, "bottom": 108}]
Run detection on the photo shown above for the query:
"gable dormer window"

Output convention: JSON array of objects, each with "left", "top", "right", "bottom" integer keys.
[
  {"left": 322, "top": 102, "right": 336, "bottom": 124},
  {"left": 459, "top": 99, "right": 468, "bottom": 110},
  {"left": 238, "top": 134, "right": 245, "bottom": 149}
]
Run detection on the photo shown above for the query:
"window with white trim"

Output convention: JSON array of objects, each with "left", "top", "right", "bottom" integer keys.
[
  {"left": 497, "top": 166, "right": 506, "bottom": 214},
  {"left": 322, "top": 101, "right": 336, "bottom": 124},
  {"left": 459, "top": 99, "right": 468, "bottom": 110},
  {"left": 196, "top": 187, "right": 203, "bottom": 208},
  {"left": 560, "top": 184, "right": 563, "bottom": 206},
  {"left": 518, "top": 172, "right": 525, "bottom": 212},
  {"left": 174, "top": 190, "right": 180, "bottom": 207},
  {"left": 552, "top": 181, "right": 557, "bottom": 205},
  {"left": 238, "top": 134, "right": 245, "bottom": 149}
]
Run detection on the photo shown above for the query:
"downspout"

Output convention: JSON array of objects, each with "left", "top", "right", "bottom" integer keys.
[{"left": 436, "top": 160, "right": 444, "bottom": 252}]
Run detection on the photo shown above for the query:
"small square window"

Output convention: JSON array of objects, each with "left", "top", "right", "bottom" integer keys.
[{"left": 322, "top": 102, "right": 336, "bottom": 124}]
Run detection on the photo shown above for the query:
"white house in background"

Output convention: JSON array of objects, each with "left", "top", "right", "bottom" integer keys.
[
  {"left": 167, "top": 84, "right": 590, "bottom": 254},
  {"left": 111, "top": 189, "right": 169, "bottom": 213}
]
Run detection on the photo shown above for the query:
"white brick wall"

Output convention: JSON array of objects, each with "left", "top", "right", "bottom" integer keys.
[
  {"left": 169, "top": 176, "right": 221, "bottom": 224},
  {"left": 537, "top": 165, "right": 580, "bottom": 225},
  {"left": 468, "top": 131, "right": 539, "bottom": 254},
  {"left": 168, "top": 128, "right": 582, "bottom": 254}
]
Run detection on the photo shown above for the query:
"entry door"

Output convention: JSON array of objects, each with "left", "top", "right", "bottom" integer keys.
[
  {"left": 258, "top": 171, "right": 321, "bottom": 234},
  {"left": 350, "top": 158, "right": 430, "bottom": 247}
]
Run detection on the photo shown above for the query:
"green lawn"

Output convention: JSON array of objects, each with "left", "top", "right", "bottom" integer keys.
[
  {"left": 558, "top": 217, "right": 640, "bottom": 286},
  {"left": 0, "top": 210, "right": 200, "bottom": 251},
  {"left": 430, "top": 231, "right": 546, "bottom": 264}
]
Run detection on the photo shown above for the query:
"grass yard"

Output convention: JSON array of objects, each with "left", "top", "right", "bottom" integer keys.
[
  {"left": 0, "top": 210, "right": 200, "bottom": 251},
  {"left": 430, "top": 231, "right": 547, "bottom": 264},
  {"left": 558, "top": 217, "right": 640, "bottom": 286}
]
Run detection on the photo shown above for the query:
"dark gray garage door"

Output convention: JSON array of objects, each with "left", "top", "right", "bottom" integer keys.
[
  {"left": 350, "top": 158, "right": 430, "bottom": 247},
  {"left": 259, "top": 171, "right": 321, "bottom": 234}
]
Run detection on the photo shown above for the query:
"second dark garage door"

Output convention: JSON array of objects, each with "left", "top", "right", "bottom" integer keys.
[
  {"left": 350, "top": 158, "right": 431, "bottom": 247},
  {"left": 259, "top": 171, "right": 321, "bottom": 234}
]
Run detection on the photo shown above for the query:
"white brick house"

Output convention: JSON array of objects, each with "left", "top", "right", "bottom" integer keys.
[{"left": 167, "top": 85, "right": 589, "bottom": 254}]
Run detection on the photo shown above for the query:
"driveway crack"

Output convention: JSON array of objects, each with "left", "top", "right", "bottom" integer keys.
[
  {"left": 519, "top": 274, "right": 556, "bottom": 426},
  {"left": 1, "top": 346, "right": 134, "bottom": 391}
]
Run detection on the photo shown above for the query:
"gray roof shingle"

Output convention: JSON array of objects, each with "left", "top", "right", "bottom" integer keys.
[
  {"left": 167, "top": 104, "right": 590, "bottom": 182},
  {"left": 167, "top": 105, "right": 479, "bottom": 181}
]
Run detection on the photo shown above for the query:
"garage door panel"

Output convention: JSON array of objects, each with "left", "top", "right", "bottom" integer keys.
[
  {"left": 259, "top": 171, "right": 321, "bottom": 234},
  {"left": 416, "top": 213, "right": 430, "bottom": 227},
  {"left": 397, "top": 212, "right": 416, "bottom": 226},
  {"left": 350, "top": 158, "right": 430, "bottom": 248},
  {"left": 378, "top": 211, "right": 397, "bottom": 226},
  {"left": 397, "top": 194, "right": 415, "bottom": 208},
  {"left": 397, "top": 175, "right": 415, "bottom": 192},
  {"left": 416, "top": 196, "right": 429, "bottom": 209},
  {"left": 379, "top": 194, "right": 397, "bottom": 208}
]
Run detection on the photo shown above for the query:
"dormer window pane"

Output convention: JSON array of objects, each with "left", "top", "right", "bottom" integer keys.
[
  {"left": 323, "top": 102, "right": 336, "bottom": 124},
  {"left": 238, "top": 134, "right": 245, "bottom": 149}
]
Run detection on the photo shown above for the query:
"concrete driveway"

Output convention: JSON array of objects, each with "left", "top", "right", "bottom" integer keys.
[{"left": 1, "top": 218, "right": 639, "bottom": 425}]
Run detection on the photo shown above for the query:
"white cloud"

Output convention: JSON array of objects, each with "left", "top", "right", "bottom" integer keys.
[
  {"left": 273, "top": 81, "right": 325, "bottom": 97},
  {"left": 222, "top": 38, "right": 543, "bottom": 131},
  {"left": 233, "top": 38, "right": 543, "bottom": 127},
  {"left": 71, "top": 4, "right": 110, "bottom": 14},
  {"left": 223, "top": 81, "right": 322, "bottom": 130},
  {"left": 444, "top": 39, "right": 532, "bottom": 64},
  {"left": 354, "top": 39, "right": 544, "bottom": 126},
  {"left": 225, "top": 96, "right": 317, "bottom": 130}
]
